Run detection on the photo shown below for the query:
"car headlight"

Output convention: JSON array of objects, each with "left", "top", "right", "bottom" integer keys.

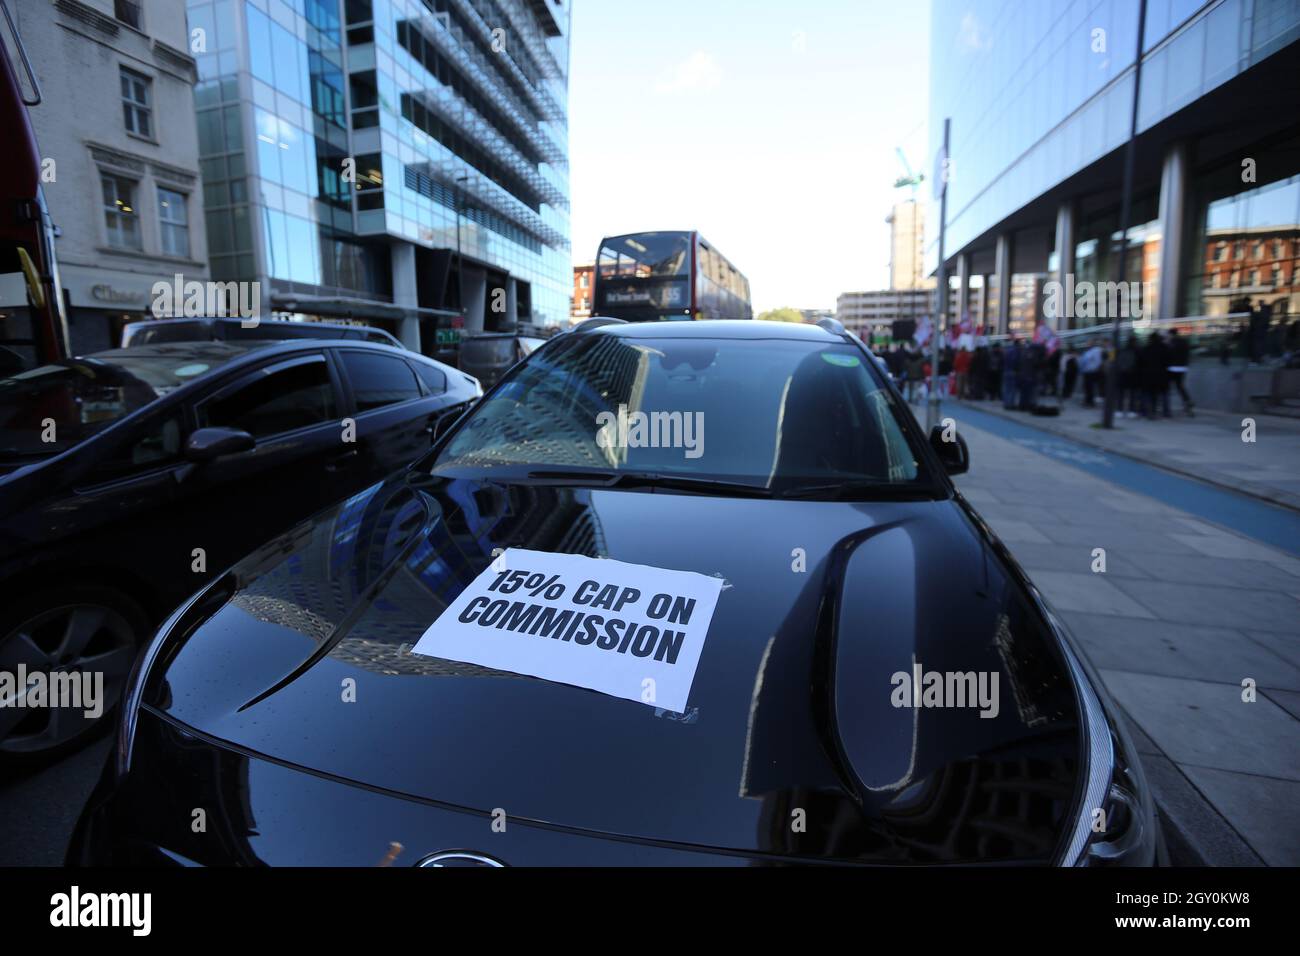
[{"left": 1049, "top": 608, "right": 1158, "bottom": 866}]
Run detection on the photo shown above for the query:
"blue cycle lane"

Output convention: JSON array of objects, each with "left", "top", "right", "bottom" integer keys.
[{"left": 939, "top": 403, "right": 1300, "bottom": 558}]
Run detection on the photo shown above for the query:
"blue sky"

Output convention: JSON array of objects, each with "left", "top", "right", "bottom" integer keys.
[{"left": 568, "top": 0, "right": 932, "bottom": 313}]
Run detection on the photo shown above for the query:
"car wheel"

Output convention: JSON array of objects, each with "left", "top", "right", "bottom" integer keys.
[{"left": 0, "top": 586, "right": 149, "bottom": 762}]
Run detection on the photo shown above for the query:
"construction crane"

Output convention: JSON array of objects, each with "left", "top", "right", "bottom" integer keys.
[{"left": 893, "top": 147, "right": 924, "bottom": 198}]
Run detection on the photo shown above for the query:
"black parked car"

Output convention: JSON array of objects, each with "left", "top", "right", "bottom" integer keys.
[
  {"left": 0, "top": 340, "right": 479, "bottom": 758},
  {"left": 120, "top": 317, "right": 405, "bottom": 349},
  {"left": 458, "top": 331, "right": 548, "bottom": 389},
  {"left": 70, "top": 320, "right": 1158, "bottom": 865}
]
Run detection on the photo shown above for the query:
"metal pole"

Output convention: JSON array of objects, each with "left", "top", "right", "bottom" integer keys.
[
  {"left": 927, "top": 117, "right": 950, "bottom": 432},
  {"left": 1103, "top": 0, "right": 1147, "bottom": 428},
  {"left": 455, "top": 177, "right": 465, "bottom": 322}
]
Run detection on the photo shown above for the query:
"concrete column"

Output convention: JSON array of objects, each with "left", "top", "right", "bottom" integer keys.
[
  {"left": 956, "top": 253, "right": 970, "bottom": 330},
  {"left": 994, "top": 233, "right": 1012, "bottom": 335},
  {"left": 391, "top": 242, "right": 420, "bottom": 350},
  {"left": 976, "top": 274, "right": 990, "bottom": 332},
  {"left": 463, "top": 268, "right": 488, "bottom": 334},
  {"left": 1053, "top": 200, "right": 1076, "bottom": 329},
  {"left": 1157, "top": 142, "right": 1189, "bottom": 320},
  {"left": 506, "top": 277, "right": 518, "bottom": 329}
]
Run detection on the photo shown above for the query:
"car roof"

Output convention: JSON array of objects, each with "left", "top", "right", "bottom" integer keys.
[
  {"left": 88, "top": 338, "right": 430, "bottom": 368},
  {"left": 123, "top": 316, "right": 386, "bottom": 331},
  {"left": 590, "top": 319, "right": 845, "bottom": 342}
]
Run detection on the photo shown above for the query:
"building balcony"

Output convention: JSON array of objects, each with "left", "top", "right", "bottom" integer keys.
[
  {"left": 407, "top": 81, "right": 568, "bottom": 211},
  {"left": 407, "top": 9, "right": 566, "bottom": 168}
]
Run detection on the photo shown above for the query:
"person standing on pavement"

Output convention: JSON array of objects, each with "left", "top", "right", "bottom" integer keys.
[
  {"left": 1019, "top": 341, "right": 1043, "bottom": 410},
  {"left": 1062, "top": 346, "right": 1079, "bottom": 399},
  {"left": 1138, "top": 332, "right": 1171, "bottom": 419},
  {"left": 969, "top": 345, "right": 988, "bottom": 400},
  {"left": 1166, "top": 328, "right": 1195, "bottom": 416},
  {"left": 1117, "top": 336, "right": 1140, "bottom": 418},
  {"left": 1078, "top": 339, "right": 1104, "bottom": 407},
  {"left": 988, "top": 343, "right": 1004, "bottom": 402},
  {"left": 906, "top": 348, "right": 925, "bottom": 402},
  {"left": 1002, "top": 337, "right": 1021, "bottom": 409},
  {"left": 954, "top": 346, "right": 972, "bottom": 399}
]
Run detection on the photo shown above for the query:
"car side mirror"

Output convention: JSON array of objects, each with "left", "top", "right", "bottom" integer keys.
[
  {"left": 184, "top": 426, "right": 255, "bottom": 463},
  {"left": 928, "top": 424, "right": 970, "bottom": 475}
]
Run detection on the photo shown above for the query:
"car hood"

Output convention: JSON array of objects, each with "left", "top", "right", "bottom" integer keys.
[{"left": 149, "top": 474, "right": 1082, "bottom": 863}]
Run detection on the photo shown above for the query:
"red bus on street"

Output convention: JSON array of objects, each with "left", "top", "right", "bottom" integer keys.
[{"left": 594, "top": 231, "right": 752, "bottom": 322}]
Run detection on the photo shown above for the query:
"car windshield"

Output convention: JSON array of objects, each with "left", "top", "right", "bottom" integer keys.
[
  {"left": 0, "top": 342, "right": 261, "bottom": 459},
  {"left": 433, "top": 332, "right": 934, "bottom": 495}
]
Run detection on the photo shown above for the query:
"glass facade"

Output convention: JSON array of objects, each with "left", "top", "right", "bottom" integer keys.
[
  {"left": 185, "top": 0, "right": 570, "bottom": 344},
  {"left": 1185, "top": 132, "right": 1300, "bottom": 331},
  {"left": 927, "top": 0, "right": 1300, "bottom": 271}
]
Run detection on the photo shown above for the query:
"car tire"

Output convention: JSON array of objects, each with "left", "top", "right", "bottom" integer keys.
[{"left": 0, "top": 585, "right": 149, "bottom": 766}]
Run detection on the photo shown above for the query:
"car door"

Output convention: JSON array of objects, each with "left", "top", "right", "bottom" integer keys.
[
  {"left": 335, "top": 349, "right": 443, "bottom": 487},
  {"left": 182, "top": 351, "right": 349, "bottom": 577},
  {"left": 53, "top": 404, "right": 195, "bottom": 605}
]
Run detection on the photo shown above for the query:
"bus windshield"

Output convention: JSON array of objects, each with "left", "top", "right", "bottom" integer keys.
[{"left": 597, "top": 233, "right": 690, "bottom": 278}]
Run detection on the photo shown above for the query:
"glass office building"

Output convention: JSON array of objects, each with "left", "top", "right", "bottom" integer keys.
[
  {"left": 185, "top": 0, "right": 571, "bottom": 356},
  {"left": 926, "top": 0, "right": 1300, "bottom": 338}
]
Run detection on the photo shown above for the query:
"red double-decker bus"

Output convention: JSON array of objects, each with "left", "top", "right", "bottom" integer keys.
[{"left": 593, "top": 231, "right": 752, "bottom": 322}]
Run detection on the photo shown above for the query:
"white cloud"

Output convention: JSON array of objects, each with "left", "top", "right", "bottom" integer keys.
[{"left": 654, "top": 51, "right": 723, "bottom": 94}]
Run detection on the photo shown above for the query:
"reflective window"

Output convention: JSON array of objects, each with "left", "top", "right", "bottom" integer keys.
[
  {"left": 1185, "top": 150, "right": 1300, "bottom": 329},
  {"left": 597, "top": 233, "right": 690, "bottom": 278},
  {"left": 412, "top": 361, "right": 447, "bottom": 395},
  {"left": 114, "top": 0, "right": 143, "bottom": 29},
  {"left": 201, "top": 359, "right": 338, "bottom": 437},
  {"left": 102, "top": 174, "right": 142, "bottom": 251},
  {"left": 90, "top": 414, "right": 183, "bottom": 482},
  {"left": 120, "top": 67, "right": 152, "bottom": 138},
  {"left": 158, "top": 188, "right": 190, "bottom": 258},
  {"left": 435, "top": 335, "right": 926, "bottom": 493},
  {"left": 341, "top": 352, "right": 422, "bottom": 411}
]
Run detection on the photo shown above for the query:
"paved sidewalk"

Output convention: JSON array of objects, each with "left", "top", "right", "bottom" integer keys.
[
  {"left": 948, "top": 421, "right": 1300, "bottom": 865},
  {"left": 953, "top": 393, "right": 1300, "bottom": 512}
]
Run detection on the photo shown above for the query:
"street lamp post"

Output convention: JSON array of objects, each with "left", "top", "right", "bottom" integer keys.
[
  {"left": 927, "top": 117, "right": 951, "bottom": 432},
  {"left": 454, "top": 174, "right": 469, "bottom": 324},
  {"left": 1103, "top": 0, "right": 1148, "bottom": 428}
]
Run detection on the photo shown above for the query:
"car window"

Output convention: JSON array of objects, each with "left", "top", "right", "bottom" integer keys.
[
  {"left": 87, "top": 413, "right": 183, "bottom": 482},
  {"left": 412, "top": 362, "right": 447, "bottom": 394},
  {"left": 341, "top": 351, "right": 422, "bottom": 411},
  {"left": 199, "top": 358, "right": 338, "bottom": 438},
  {"left": 435, "top": 334, "right": 927, "bottom": 490}
]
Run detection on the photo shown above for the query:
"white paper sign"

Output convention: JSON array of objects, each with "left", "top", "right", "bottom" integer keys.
[{"left": 411, "top": 548, "right": 724, "bottom": 712}]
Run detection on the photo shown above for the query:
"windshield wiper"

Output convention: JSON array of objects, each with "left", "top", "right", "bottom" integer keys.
[
  {"left": 778, "top": 480, "right": 940, "bottom": 501},
  {"left": 525, "top": 468, "right": 773, "bottom": 498}
]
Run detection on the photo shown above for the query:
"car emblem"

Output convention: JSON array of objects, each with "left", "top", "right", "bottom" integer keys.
[{"left": 416, "top": 850, "right": 505, "bottom": 868}]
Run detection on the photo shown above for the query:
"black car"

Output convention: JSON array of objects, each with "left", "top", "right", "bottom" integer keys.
[
  {"left": 120, "top": 317, "right": 405, "bottom": 349},
  {"left": 0, "top": 340, "right": 479, "bottom": 758},
  {"left": 70, "top": 320, "right": 1158, "bottom": 865},
  {"left": 458, "top": 331, "right": 548, "bottom": 389}
]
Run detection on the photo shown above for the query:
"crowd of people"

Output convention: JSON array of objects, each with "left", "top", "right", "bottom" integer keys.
[{"left": 879, "top": 329, "right": 1196, "bottom": 419}]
